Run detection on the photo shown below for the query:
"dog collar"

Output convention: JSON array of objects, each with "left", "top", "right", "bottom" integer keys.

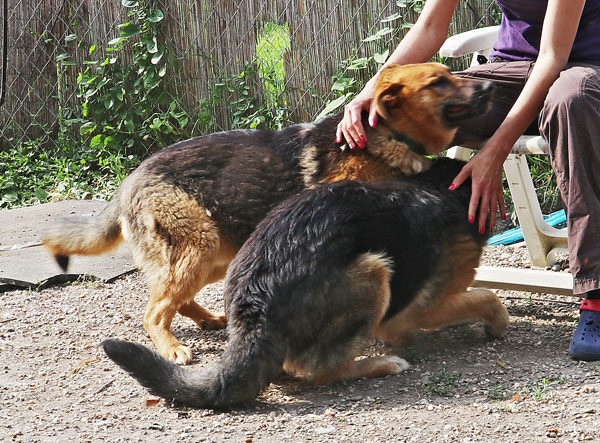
[{"left": 389, "top": 129, "right": 427, "bottom": 156}]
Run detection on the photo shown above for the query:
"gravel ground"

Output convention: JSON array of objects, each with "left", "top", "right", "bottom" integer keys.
[{"left": 1, "top": 243, "right": 599, "bottom": 442}]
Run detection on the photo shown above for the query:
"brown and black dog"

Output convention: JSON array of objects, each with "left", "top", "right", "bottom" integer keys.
[
  {"left": 44, "top": 63, "right": 493, "bottom": 364},
  {"left": 102, "top": 156, "right": 509, "bottom": 409}
]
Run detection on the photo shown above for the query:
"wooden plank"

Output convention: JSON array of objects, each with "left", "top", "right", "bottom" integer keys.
[{"left": 473, "top": 266, "right": 576, "bottom": 296}]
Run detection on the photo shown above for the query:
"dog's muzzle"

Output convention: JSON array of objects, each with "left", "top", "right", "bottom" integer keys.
[{"left": 442, "top": 81, "right": 494, "bottom": 126}]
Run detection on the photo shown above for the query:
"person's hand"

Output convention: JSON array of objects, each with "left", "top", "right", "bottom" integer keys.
[
  {"left": 448, "top": 143, "right": 508, "bottom": 234},
  {"left": 335, "top": 82, "right": 379, "bottom": 149}
]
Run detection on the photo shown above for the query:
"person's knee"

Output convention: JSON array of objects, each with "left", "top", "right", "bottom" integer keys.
[{"left": 542, "top": 67, "right": 598, "bottom": 125}]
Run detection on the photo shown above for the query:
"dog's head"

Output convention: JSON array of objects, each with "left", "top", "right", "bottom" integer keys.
[{"left": 373, "top": 63, "right": 493, "bottom": 155}]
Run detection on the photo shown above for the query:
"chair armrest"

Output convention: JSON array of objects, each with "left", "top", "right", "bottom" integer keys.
[
  {"left": 440, "top": 25, "right": 501, "bottom": 58},
  {"left": 511, "top": 135, "right": 549, "bottom": 155}
]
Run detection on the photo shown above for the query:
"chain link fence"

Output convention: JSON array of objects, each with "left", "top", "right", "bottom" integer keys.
[{"left": 0, "top": 0, "right": 500, "bottom": 158}]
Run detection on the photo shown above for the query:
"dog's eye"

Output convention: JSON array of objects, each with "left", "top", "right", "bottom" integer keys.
[{"left": 427, "top": 77, "right": 449, "bottom": 88}]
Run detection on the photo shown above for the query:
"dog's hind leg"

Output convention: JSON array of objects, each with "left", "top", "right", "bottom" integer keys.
[
  {"left": 377, "top": 235, "right": 509, "bottom": 342},
  {"left": 127, "top": 187, "right": 228, "bottom": 364},
  {"left": 297, "top": 252, "right": 409, "bottom": 385},
  {"left": 421, "top": 288, "right": 509, "bottom": 338},
  {"left": 177, "top": 262, "right": 232, "bottom": 329},
  {"left": 142, "top": 233, "right": 233, "bottom": 364}
]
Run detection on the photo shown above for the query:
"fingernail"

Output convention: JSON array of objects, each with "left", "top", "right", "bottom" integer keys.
[
  {"left": 358, "top": 142, "right": 365, "bottom": 150},
  {"left": 479, "top": 227, "right": 485, "bottom": 235},
  {"left": 448, "top": 184, "right": 455, "bottom": 190},
  {"left": 468, "top": 216, "right": 474, "bottom": 224},
  {"left": 336, "top": 137, "right": 341, "bottom": 144},
  {"left": 502, "top": 214, "right": 507, "bottom": 221},
  {"left": 490, "top": 225, "right": 495, "bottom": 233},
  {"left": 361, "top": 136, "right": 367, "bottom": 144},
  {"left": 370, "top": 119, "right": 377, "bottom": 127}
]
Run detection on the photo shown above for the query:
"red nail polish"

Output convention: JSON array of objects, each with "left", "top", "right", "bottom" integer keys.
[
  {"left": 358, "top": 142, "right": 365, "bottom": 150},
  {"left": 361, "top": 136, "right": 367, "bottom": 144},
  {"left": 370, "top": 119, "right": 377, "bottom": 127},
  {"left": 468, "top": 216, "right": 474, "bottom": 224},
  {"left": 479, "top": 227, "right": 485, "bottom": 235},
  {"left": 490, "top": 225, "right": 495, "bottom": 233},
  {"left": 502, "top": 214, "right": 507, "bottom": 221},
  {"left": 448, "top": 184, "right": 455, "bottom": 190}
]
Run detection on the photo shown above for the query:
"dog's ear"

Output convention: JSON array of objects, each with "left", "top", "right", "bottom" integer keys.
[
  {"left": 374, "top": 82, "right": 404, "bottom": 120},
  {"left": 374, "top": 65, "right": 406, "bottom": 120}
]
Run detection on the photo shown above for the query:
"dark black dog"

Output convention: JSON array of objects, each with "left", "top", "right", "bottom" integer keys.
[{"left": 102, "top": 157, "right": 509, "bottom": 409}]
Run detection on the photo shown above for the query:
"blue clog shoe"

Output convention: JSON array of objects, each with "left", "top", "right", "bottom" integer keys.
[{"left": 569, "top": 299, "right": 600, "bottom": 361}]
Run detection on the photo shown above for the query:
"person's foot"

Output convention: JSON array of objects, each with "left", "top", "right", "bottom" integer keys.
[{"left": 569, "top": 298, "right": 600, "bottom": 361}]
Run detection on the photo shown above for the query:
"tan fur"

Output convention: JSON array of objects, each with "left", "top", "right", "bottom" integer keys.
[
  {"left": 283, "top": 252, "right": 411, "bottom": 384},
  {"left": 375, "top": 63, "right": 486, "bottom": 153},
  {"left": 375, "top": 234, "right": 509, "bottom": 345}
]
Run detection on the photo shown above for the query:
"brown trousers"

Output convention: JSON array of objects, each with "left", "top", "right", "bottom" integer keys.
[{"left": 454, "top": 61, "right": 600, "bottom": 294}]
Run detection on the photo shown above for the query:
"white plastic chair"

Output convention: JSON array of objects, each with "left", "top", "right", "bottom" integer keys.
[{"left": 440, "top": 26, "right": 573, "bottom": 295}]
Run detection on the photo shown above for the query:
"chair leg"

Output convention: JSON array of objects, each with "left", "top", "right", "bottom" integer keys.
[{"left": 503, "top": 153, "right": 568, "bottom": 267}]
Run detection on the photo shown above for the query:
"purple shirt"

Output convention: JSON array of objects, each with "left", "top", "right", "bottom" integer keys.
[{"left": 491, "top": 0, "right": 600, "bottom": 66}]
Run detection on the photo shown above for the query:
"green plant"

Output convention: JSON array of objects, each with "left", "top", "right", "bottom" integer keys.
[
  {"left": 487, "top": 383, "right": 507, "bottom": 401},
  {"left": 427, "top": 366, "right": 462, "bottom": 396},
  {"left": 59, "top": 0, "right": 191, "bottom": 158},
  {"left": 0, "top": 134, "right": 137, "bottom": 209},
  {"left": 197, "top": 22, "right": 292, "bottom": 133},
  {"left": 521, "top": 377, "right": 564, "bottom": 401}
]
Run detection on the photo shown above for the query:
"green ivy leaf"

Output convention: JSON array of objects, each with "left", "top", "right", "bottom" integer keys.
[
  {"left": 145, "top": 37, "right": 158, "bottom": 53},
  {"left": 347, "top": 57, "right": 369, "bottom": 70},
  {"left": 80, "top": 122, "right": 97, "bottom": 135},
  {"left": 2, "top": 191, "right": 18, "bottom": 203},
  {"left": 120, "top": 23, "right": 141, "bottom": 38},
  {"left": 121, "top": 0, "right": 139, "bottom": 7},
  {"left": 373, "top": 49, "right": 390, "bottom": 64},
  {"left": 362, "top": 27, "right": 393, "bottom": 42},
  {"left": 382, "top": 12, "right": 403, "bottom": 22},
  {"left": 34, "top": 188, "right": 48, "bottom": 201},
  {"left": 151, "top": 47, "right": 164, "bottom": 64},
  {"left": 108, "top": 37, "right": 125, "bottom": 46},
  {"left": 148, "top": 9, "right": 164, "bottom": 23},
  {"left": 90, "top": 134, "right": 104, "bottom": 148},
  {"left": 314, "top": 93, "right": 352, "bottom": 121}
]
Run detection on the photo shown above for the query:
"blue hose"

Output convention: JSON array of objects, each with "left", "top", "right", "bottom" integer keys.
[{"left": 487, "top": 209, "right": 566, "bottom": 245}]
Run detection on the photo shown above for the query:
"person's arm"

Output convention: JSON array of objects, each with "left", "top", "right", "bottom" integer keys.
[
  {"left": 336, "top": 0, "right": 459, "bottom": 148},
  {"left": 449, "top": 0, "right": 586, "bottom": 234}
]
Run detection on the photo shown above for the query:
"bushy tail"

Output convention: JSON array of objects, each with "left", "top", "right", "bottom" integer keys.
[
  {"left": 101, "top": 337, "right": 283, "bottom": 409},
  {"left": 42, "top": 198, "right": 122, "bottom": 271}
]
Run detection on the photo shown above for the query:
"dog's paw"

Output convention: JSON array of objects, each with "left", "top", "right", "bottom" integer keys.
[
  {"left": 166, "top": 345, "right": 193, "bottom": 365},
  {"left": 484, "top": 304, "right": 510, "bottom": 338},
  {"left": 384, "top": 355, "right": 410, "bottom": 374},
  {"left": 377, "top": 332, "right": 416, "bottom": 347},
  {"left": 200, "top": 313, "right": 227, "bottom": 330}
]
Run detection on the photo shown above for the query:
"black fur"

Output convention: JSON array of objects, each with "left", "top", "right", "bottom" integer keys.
[{"left": 103, "top": 158, "right": 488, "bottom": 408}]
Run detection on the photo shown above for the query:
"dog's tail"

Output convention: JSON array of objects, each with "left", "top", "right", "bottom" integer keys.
[
  {"left": 101, "top": 335, "right": 283, "bottom": 409},
  {"left": 42, "top": 197, "right": 122, "bottom": 271}
]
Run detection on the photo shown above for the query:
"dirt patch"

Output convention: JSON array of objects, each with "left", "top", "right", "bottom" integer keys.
[{"left": 1, "top": 244, "right": 599, "bottom": 442}]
